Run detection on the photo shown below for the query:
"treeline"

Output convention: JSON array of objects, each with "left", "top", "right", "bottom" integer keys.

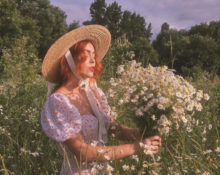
[
  {"left": 153, "top": 22, "right": 220, "bottom": 77},
  {"left": 0, "top": 0, "right": 69, "bottom": 59},
  {"left": 0, "top": 0, "right": 219, "bottom": 78}
]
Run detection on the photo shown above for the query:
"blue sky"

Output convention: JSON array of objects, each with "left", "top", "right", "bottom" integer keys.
[{"left": 50, "top": 0, "right": 220, "bottom": 39}]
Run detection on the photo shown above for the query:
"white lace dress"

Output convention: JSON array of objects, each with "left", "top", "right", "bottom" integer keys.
[{"left": 41, "top": 89, "right": 111, "bottom": 175}]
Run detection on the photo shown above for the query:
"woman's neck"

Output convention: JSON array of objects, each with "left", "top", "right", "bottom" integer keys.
[{"left": 63, "top": 75, "right": 81, "bottom": 91}]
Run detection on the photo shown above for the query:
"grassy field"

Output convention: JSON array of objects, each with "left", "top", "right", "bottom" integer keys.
[{"left": 0, "top": 40, "right": 219, "bottom": 174}]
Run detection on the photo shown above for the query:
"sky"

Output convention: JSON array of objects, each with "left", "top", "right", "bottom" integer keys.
[{"left": 50, "top": 0, "right": 220, "bottom": 39}]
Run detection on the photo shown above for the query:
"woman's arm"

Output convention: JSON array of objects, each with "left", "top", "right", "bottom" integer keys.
[
  {"left": 64, "top": 132, "right": 161, "bottom": 163},
  {"left": 108, "top": 121, "right": 142, "bottom": 142}
]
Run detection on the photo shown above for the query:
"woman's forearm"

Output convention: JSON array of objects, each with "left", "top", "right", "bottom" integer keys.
[
  {"left": 65, "top": 135, "right": 140, "bottom": 162},
  {"left": 92, "top": 142, "right": 140, "bottom": 162}
]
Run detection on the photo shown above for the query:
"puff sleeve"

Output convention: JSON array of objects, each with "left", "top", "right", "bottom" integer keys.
[{"left": 41, "top": 93, "right": 82, "bottom": 142}]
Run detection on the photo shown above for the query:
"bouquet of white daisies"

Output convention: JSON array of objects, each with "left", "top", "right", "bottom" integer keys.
[{"left": 107, "top": 60, "right": 209, "bottom": 137}]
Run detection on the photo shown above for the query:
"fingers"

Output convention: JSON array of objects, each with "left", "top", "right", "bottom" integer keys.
[
  {"left": 151, "top": 141, "right": 161, "bottom": 146},
  {"left": 151, "top": 146, "right": 159, "bottom": 154},
  {"left": 150, "top": 136, "right": 162, "bottom": 146},
  {"left": 143, "top": 136, "right": 162, "bottom": 147}
]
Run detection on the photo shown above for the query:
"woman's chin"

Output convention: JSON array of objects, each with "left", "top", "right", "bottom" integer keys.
[{"left": 81, "top": 73, "right": 94, "bottom": 79}]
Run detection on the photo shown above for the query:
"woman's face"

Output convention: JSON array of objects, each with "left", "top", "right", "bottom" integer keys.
[{"left": 79, "top": 43, "right": 96, "bottom": 79}]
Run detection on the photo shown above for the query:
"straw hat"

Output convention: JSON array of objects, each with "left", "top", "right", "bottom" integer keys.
[{"left": 42, "top": 25, "right": 111, "bottom": 84}]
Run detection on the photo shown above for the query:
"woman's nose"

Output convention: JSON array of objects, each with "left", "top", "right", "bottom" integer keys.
[{"left": 89, "top": 55, "right": 95, "bottom": 63}]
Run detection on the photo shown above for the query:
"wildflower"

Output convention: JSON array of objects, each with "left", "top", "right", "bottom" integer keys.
[
  {"left": 143, "top": 96, "right": 148, "bottom": 101},
  {"left": 142, "top": 162, "right": 148, "bottom": 168},
  {"left": 144, "top": 145, "right": 153, "bottom": 155},
  {"left": 31, "top": 152, "right": 39, "bottom": 157},
  {"left": 97, "top": 164, "right": 104, "bottom": 170},
  {"left": 203, "top": 149, "right": 212, "bottom": 155},
  {"left": 131, "top": 98, "right": 137, "bottom": 103},
  {"left": 157, "top": 104, "right": 165, "bottom": 110},
  {"left": 151, "top": 170, "right": 159, "bottom": 175},
  {"left": 151, "top": 115, "right": 156, "bottom": 120},
  {"left": 195, "top": 102, "right": 202, "bottom": 111},
  {"left": 202, "top": 137, "right": 207, "bottom": 142},
  {"left": 158, "top": 97, "right": 170, "bottom": 104},
  {"left": 186, "top": 126, "right": 192, "bottom": 132},
  {"left": 131, "top": 165, "right": 135, "bottom": 170},
  {"left": 195, "top": 169, "right": 201, "bottom": 173},
  {"left": 139, "top": 142, "right": 145, "bottom": 148},
  {"left": 208, "top": 124, "right": 212, "bottom": 130},
  {"left": 104, "top": 154, "right": 110, "bottom": 160},
  {"left": 110, "top": 78, "right": 117, "bottom": 86},
  {"left": 142, "top": 86, "right": 148, "bottom": 91},
  {"left": 131, "top": 155, "right": 139, "bottom": 162},
  {"left": 138, "top": 170, "right": 146, "bottom": 175},
  {"left": 135, "top": 108, "right": 144, "bottom": 116},
  {"left": 118, "top": 99, "right": 124, "bottom": 105},
  {"left": 186, "top": 104, "right": 194, "bottom": 111},
  {"left": 91, "top": 140, "right": 98, "bottom": 147},
  {"left": 147, "top": 100, "right": 154, "bottom": 107},
  {"left": 147, "top": 93, "right": 154, "bottom": 98},
  {"left": 161, "top": 127, "right": 170, "bottom": 135},
  {"left": 181, "top": 116, "right": 188, "bottom": 123},
  {"left": 20, "top": 148, "right": 30, "bottom": 154},
  {"left": 91, "top": 167, "right": 98, "bottom": 175},
  {"left": 139, "top": 90, "right": 145, "bottom": 95},
  {"left": 215, "top": 146, "right": 220, "bottom": 152},
  {"left": 176, "top": 92, "right": 182, "bottom": 98},
  {"left": 156, "top": 156, "right": 161, "bottom": 161},
  {"left": 106, "top": 164, "right": 114, "bottom": 172},
  {"left": 204, "top": 93, "right": 210, "bottom": 100},
  {"left": 122, "top": 164, "right": 129, "bottom": 171}
]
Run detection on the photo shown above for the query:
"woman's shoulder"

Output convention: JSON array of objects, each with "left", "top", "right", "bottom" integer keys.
[
  {"left": 44, "top": 91, "right": 80, "bottom": 114},
  {"left": 48, "top": 92, "right": 68, "bottom": 103}
]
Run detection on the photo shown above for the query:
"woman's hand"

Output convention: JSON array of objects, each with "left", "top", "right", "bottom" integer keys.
[{"left": 141, "top": 136, "right": 162, "bottom": 154}]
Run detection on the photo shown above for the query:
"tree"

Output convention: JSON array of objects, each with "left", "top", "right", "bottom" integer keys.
[
  {"left": 132, "top": 37, "right": 158, "bottom": 66},
  {"left": 120, "top": 11, "right": 151, "bottom": 42},
  {"left": 153, "top": 23, "right": 188, "bottom": 69},
  {"left": 208, "top": 21, "right": 220, "bottom": 43},
  {"left": 105, "top": 2, "right": 122, "bottom": 39},
  {"left": 68, "top": 20, "right": 80, "bottom": 32},
  {"left": 0, "top": 0, "right": 40, "bottom": 56},
  {"left": 146, "top": 23, "right": 153, "bottom": 39},
  {"left": 179, "top": 34, "right": 220, "bottom": 76},
  {"left": 188, "top": 21, "right": 220, "bottom": 43},
  {"left": 161, "top": 22, "right": 169, "bottom": 33},
  {"left": 17, "top": 0, "right": 68, "bottom": 58},
  {"left": 85, "top": 0, "right": 107, "bottom": 26}
]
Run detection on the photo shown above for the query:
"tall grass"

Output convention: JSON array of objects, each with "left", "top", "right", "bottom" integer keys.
[{"left": 0, "top": 38, "right": 219, "bottom": 174}]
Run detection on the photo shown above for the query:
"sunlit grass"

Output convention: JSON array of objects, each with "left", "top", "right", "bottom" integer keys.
[{"left": 0, "top": 38, "right": 219, "bottom": 174}]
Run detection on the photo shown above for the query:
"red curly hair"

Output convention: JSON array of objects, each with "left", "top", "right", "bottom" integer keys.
[{"left": 59, "top": 40, "right": 103, "bottom": 85}]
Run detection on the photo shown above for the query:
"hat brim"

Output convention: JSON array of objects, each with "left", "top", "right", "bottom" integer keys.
[{"left": 42, "top": 25, "right": 111, "bottom": 83}]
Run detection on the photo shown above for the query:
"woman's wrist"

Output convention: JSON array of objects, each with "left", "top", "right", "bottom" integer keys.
[{"left": 134, "top": 140, "right": 143, "bottom": 155}]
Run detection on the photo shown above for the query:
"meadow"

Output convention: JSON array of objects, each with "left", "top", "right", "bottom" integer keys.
[{"left": 0, "top": 38, "right": 220, "bottom": 175}]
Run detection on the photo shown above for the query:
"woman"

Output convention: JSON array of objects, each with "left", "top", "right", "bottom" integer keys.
[{"left": 41, "top": 25, "right": 162, "bottom": 175}]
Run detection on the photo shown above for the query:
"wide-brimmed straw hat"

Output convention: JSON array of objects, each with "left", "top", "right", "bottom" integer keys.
[{"left": 42, "top": 25, "right": 111, "bottom": 84}]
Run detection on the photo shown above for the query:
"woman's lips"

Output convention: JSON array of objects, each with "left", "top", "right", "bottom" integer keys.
[{"left": 89, "top": 67, "right": 95, "bottom": 72}]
